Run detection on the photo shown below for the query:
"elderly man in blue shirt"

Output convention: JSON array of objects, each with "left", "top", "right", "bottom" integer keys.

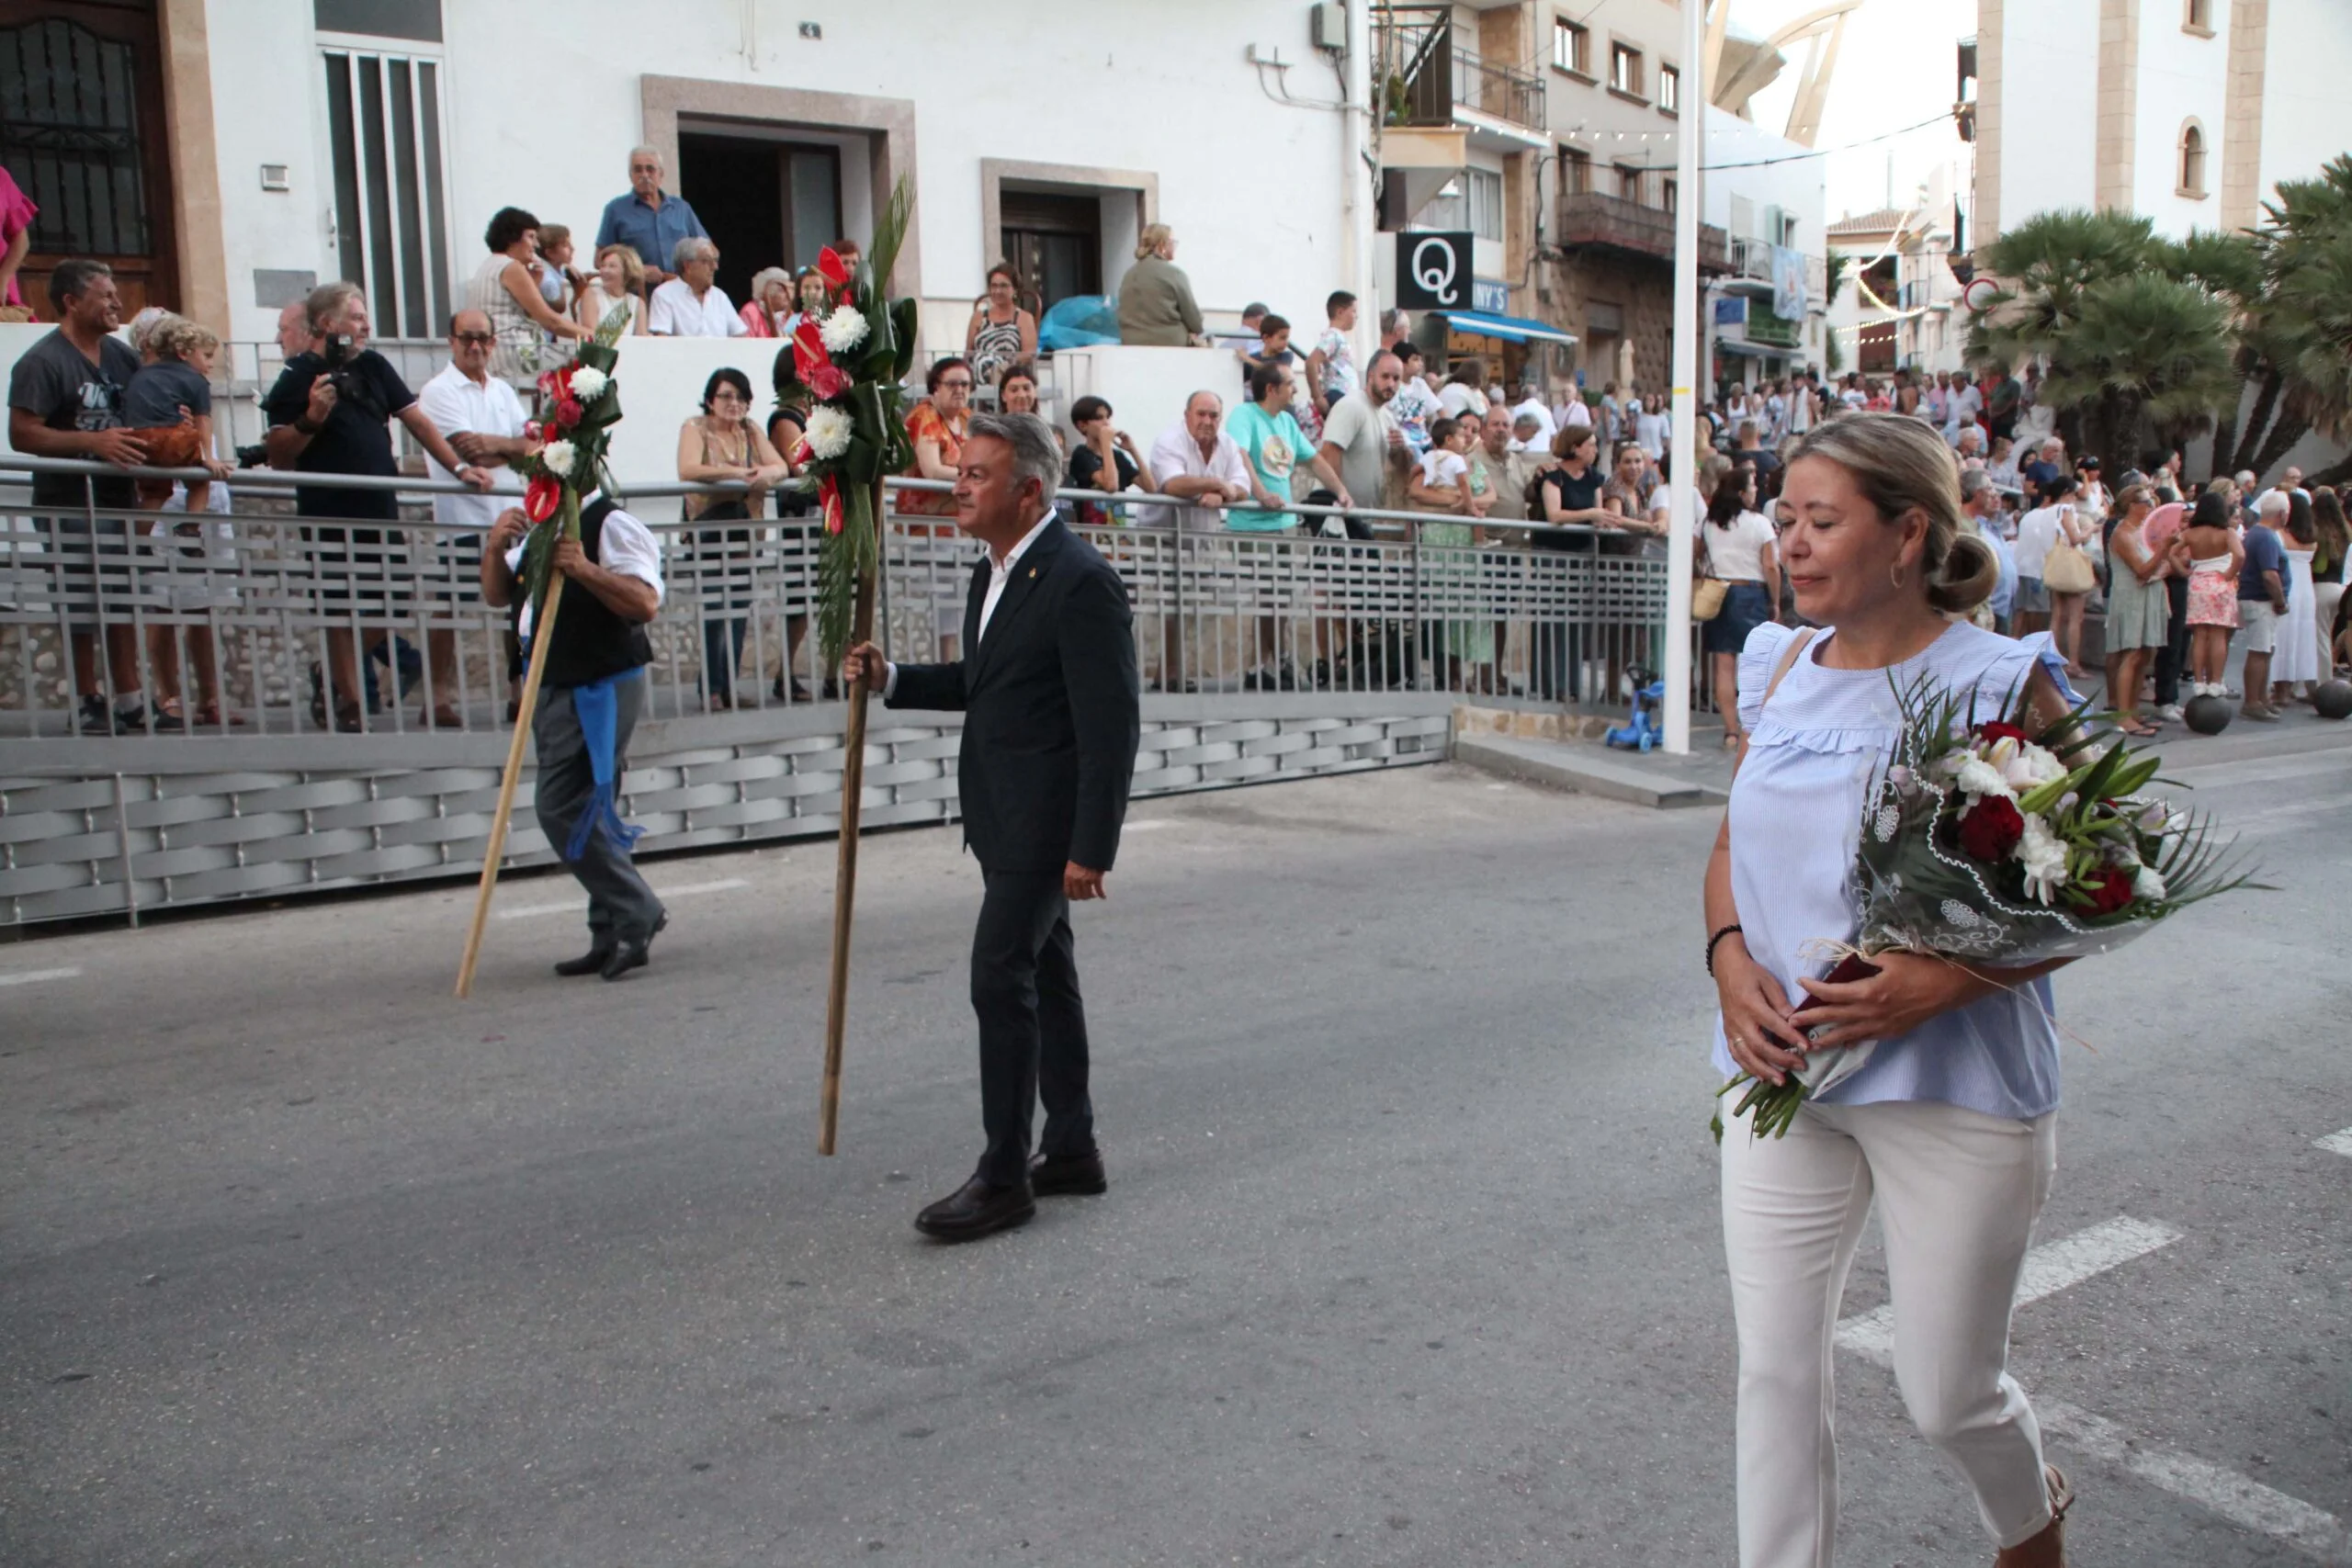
[{"left": 595, "top": 146, "right": 707, "bottom": 290}]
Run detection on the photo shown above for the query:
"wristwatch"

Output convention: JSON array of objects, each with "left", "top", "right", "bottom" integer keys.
[{"left": 293, "top": 414, "right": 322, "bottom": 436}]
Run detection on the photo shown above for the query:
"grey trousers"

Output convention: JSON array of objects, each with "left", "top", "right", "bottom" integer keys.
[{"left": 533, "top": 679, "right": 664, "bottom": 940}]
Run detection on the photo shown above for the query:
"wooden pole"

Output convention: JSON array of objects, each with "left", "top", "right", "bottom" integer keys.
[
  {"left": 819, "top": 484, "right": 883, "bottom": 1155},
  {"left": 454, "top": 575, "right": 566, "bottom": 998}
]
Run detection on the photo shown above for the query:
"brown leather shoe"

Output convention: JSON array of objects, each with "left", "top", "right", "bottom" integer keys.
[
  {"left": 1029, "top": 1149, "right": 1107, "bottom": 1197},
  {"left": 913, "top": 1175, "right": 1035, "bottom": 1241},
  {"left": 1994, "top": 1465, "right": 2072, "bottom": 1567}
]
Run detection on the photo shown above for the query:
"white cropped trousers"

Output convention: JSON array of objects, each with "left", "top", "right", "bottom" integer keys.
[{"left": 1720, "top": 1097, "right": 2059, "bottom": 1566}]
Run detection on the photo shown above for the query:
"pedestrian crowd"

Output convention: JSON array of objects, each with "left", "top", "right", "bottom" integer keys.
[{"left": 10, "top": 143, "right": 2347, "bottom": 731}]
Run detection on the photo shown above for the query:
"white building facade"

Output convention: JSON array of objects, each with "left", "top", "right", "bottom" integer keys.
[{"left": 1973, "top": 0, "right": 2352, "bottom": 244}]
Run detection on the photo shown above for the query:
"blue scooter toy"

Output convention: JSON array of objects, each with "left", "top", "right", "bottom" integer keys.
[{"left": 1604, "top": 666, "right": 1666, "bottom": 752}]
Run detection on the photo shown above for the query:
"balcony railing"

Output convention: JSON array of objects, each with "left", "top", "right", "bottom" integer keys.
[
  {"left": 1377, "top": 5, "right": 1545, "bottom": 135},
  {"left": 1556, "top": 190, "right": 1729, "bottom": 272}
]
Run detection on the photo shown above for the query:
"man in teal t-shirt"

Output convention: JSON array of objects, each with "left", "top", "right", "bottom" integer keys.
[{"left": 1226, "top": 359, "right": 1347, "bottom": 533}]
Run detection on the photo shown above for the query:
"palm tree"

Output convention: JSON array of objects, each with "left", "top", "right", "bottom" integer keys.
[
  {"left": 1965, "top": 209, "right": 2231, "bottom": 465},
  {"left": 2035, "top": 274, "right": 2236, "bottom": 466}
]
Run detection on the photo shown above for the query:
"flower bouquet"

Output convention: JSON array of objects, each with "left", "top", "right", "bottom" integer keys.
[
  {"left": 771, "top": 177, "right": 919, "bottom": 670},
  {"left": 1717, "top": 674, "right": 2259, "bottom": 1140},
  {"left": 511, "top": 300, "right": 634, "bottom": 631}
]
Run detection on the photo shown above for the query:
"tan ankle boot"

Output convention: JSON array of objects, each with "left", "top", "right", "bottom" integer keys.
[{"left": 1993, "top": 1466, "right": 2073, "bottom": 1567}]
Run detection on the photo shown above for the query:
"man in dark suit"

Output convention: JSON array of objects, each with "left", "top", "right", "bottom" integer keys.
[{"left": 844, "top": 412, "right": 1141, "bottom": 1242}]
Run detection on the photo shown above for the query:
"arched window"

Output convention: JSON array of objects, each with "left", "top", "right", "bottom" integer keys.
[{"left": 2178, "top": 121, "right": 2208, "bottom": 198}]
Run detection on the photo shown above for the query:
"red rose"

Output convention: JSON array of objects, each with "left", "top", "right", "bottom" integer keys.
[
  {"left": 808, "top": 363, "right": 852, "bottom": 400},
  {"left": 2082, "top": 866, "right": 2136, "bottom": 916},
  {"left": 1974, "top": 720, "right": 2032, "bottom": 747},
  {"left": 525, "top": 473, "right": 561, "bottom": 523},
  {"left": 553, "top": 397, "right": 584, "bottom": 429},
  {"left": 1955, "top": 793, "right": 2025, "bottom": 861}
]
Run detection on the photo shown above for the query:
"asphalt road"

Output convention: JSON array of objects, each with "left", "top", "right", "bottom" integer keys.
[{"left": 4, "top": 728, "right": 2349, "bottom": 1566}]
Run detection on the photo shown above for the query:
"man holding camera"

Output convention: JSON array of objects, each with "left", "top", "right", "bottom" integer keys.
[{"left": 265, "top": 282, "right": 488, "bottom": 729}]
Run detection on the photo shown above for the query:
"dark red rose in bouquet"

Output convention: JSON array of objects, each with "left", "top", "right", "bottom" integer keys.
[
  {"left": 553, "top": 397, "right": 584, "bottom": 430},
  {"left": 1956, "top": 793, "right": 2026, "bottom": 862},
  {"left": 2082, "top": 866, "right": 2137, "bottom": 916},
  {"left": 1974, "top": 720, "right": 2032, "bottom": 747}
]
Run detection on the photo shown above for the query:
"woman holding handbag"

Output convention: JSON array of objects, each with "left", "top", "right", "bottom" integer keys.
[
  {"left": 1702, "top": 469, "right": 1781, "bottom": 749},
  {"left": 2014, "top": 475, "right": 2095, "bottom": 675}
]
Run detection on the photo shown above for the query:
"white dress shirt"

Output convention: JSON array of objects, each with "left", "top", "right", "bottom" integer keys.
[
  {"left": 647, "top": 277, "right": 747, "bottom": 338},
  {"left": 1142, "top": 421, "right": 1252, "bottom": 530},
  {"left": 418, "top": 362, "right": 528, "bottom": 530},
  {"left": 881, "top": 511, "right": 1057, "bottom": 697},
  {"left": 503, "top": 493, "right": 665, "bottom": 640}
]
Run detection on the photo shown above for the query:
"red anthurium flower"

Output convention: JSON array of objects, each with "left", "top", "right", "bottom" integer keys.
[
  {"left": 820, "top": 474, "right": 843, "bottom": 536},
  {"left": 1955, "top": 793, "right": 2025, "bottom": 862},
  {"left": 525, "top": 472, "right": 561, "bottom": 523},
  {"left": 554, "top": 397, "right": 584, "bottom": 429},
  {"left": 2083, "top": 865, "right": 2137, "bottom": 916},
  {"left": 792, "top": 317, "right": 831, "bottom": 385},
  {"left": 817, "top": 246, "right": 851, "bottom": 295},
  {"left": 1975, "top": 720, "right": 2032, "bottom": 747}
]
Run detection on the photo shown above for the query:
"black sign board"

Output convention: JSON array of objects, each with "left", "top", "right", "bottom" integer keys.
[{"left": 1395, "top": 231, "right": 1474, "bottom": 310}]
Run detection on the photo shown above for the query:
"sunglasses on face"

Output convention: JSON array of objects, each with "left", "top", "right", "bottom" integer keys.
[
  {"left": 939, "top": 378, "right": 973, "bottom": 390},
  {"left": 452, "top": 332, "right": 495, "bottom": 346}
]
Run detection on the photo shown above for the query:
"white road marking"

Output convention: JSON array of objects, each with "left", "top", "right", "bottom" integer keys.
[
  {"left": 496, "top": 878, "right": 748, "bottom": 919},
  {"left": 0, "top": 966, "right": 81, "bottom": 988},
  {"left": 1836, "top": 1216, "right": 2181, "bottom": 1363},
  {"left": 1839, "top": 1216, "right": 2350, "bottom": 1561},
  {"left": 2035, "top": 1399, "right": 2350, "bottom": 1562},
  {"left": 2317, "top": 1128, "right": 2352, "bottom": 1158},
  {"left": 1123, "top": 819, "right": 1176, "bottom": 831}
]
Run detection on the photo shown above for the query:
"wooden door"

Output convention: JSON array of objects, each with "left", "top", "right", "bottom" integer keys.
[{"left": 0, "top": 0, "right": 180, "bottom": 320}]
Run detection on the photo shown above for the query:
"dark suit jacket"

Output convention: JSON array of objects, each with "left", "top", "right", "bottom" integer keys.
[{"left": 888, "top": 516, "right": 1141, "bottom": 874}]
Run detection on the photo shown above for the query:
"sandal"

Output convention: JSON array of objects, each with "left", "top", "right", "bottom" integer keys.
[
  {"left": 333, "top": 703, "right": 365, "bottom": 734},
  {"left": 1995, "top": 1464, "right": 2073, "bottom": 1566}
]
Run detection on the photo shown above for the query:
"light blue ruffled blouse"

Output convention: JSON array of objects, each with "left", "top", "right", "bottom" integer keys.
[{"left": 1711, "top": 620, "right": 2065, "bottom": 1121}]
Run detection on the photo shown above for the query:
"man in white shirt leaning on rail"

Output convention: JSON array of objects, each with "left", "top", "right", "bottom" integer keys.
[
  {"left": 1141, "top": 390, "right": 1253, "bottom": 692},
  {"left": 417, "top": 308, "right": 532, "bottom": 724}
]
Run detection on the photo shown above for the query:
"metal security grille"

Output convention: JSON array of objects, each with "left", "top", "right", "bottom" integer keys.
[
  {"left": 321, "top": 48, "right": 451, "bottom": 340},
  {"left": 0, "top": 16, "right": 148, "bottom": 256}
]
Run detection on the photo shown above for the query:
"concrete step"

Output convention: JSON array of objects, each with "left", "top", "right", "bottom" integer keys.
[{"left": 1453, "top": 733, "right": 1728, "bottom": 810}]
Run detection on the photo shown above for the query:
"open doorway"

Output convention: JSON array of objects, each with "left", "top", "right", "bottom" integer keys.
[
  {"left": 999, "top": 189, "right": 1102, "bottom": 317},
  {"left": 676, "top": 131, "right": 842, "bottom": 307}
]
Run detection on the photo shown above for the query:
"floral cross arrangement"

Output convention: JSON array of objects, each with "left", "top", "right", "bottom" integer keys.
[
  {"left": 511, "top": 301, "right": 635, "bottom": 629},
  {"left": 1718, "top": 675, "right": 2261, "bottom": 1140},
  {"left": 773, "top": 176, "right": 919, "bottom": 669}
]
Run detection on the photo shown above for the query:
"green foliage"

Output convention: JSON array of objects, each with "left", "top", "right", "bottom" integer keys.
[{"left": 2037, "top": 272, "right": 2236, "bottom": 456}]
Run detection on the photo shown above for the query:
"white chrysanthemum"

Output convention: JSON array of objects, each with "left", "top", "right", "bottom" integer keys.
[
  {"left": 1956, "top": 758, "right": 2014, "bottom": 800},
  {"left": 2015, "top": 812, "right": 2069, "bottom": 907},
  {"left": 820, "top": 305, "right": 868, "bottom": 355},
  {"left": 542, "top": 439, "right": 576, "bottom": 478},
  {"left": 2133, "top": 864, "right": 2168, "bottom": 902},
  {"left": 804, "top": 404, "right": 854, "bottom": 460},
  {"left": 567, "top": 367, "right": 608, "bottom": 401}
]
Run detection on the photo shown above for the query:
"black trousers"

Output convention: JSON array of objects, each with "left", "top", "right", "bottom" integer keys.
[
  {"left": 970, "top": 868, "right": 1095, "bottom": 1187},
  {"left": 2153, "top": 576, "right": 2192, "bottom": 706}
]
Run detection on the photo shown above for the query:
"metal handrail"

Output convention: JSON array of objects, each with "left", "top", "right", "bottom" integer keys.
[{"left": 0, "top": 454, "right": 1616, "bottom": 539}]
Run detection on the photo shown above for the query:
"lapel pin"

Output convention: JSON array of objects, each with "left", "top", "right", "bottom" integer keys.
[{"left": 1028, "top": 566, "right": 1037, "bottom": 578}]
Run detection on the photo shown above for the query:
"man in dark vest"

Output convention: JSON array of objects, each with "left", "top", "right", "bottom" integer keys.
[
  {"left": 481, "top": 492, "right": 669, "bottom": 978},
  {"left": 844, "top": 412, "right": 1141, "bottom": 1242}
]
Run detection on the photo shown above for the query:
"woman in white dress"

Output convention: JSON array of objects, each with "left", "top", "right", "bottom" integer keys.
[
  {"left": 1706, "top": 412, "right": 2077, "bottom": 1568},
  {"left": 2269, "top": 491, "right": 2322, "bottom": 701}
]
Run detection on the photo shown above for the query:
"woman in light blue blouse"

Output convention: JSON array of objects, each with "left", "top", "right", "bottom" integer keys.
[{"left": 1702, "top": 414, "right": 2079, "bottom": 1568}]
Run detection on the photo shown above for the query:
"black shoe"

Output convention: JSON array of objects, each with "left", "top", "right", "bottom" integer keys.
[
  {"left": 555, "top": 939, "right": 616, "bottom": 977},
  {"left": 913, "top": 1175, "right": 1035, "bottom": 1241},
  {"left": 1028, "top": 1148, "right": 1107, "bottom": 1197},
  {"left": 598, "top": 909, "right": 667, "bottom": 980},
  {"left": 77, "top": 695, "right": 113, "bottom": 735}
]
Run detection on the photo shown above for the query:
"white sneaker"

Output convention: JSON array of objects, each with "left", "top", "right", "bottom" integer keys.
[{"left": 2154, "top": 704, "right": 2184, "bottom": 722}]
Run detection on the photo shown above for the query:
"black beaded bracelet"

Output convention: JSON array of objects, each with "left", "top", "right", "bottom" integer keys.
[{"left": 1704, "top": 923, "right": 1744, "bottom": 976}]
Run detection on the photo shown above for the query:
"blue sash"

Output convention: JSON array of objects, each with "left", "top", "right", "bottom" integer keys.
[{"left": 563, "top": 668, "right": 647, "bottom": 863}]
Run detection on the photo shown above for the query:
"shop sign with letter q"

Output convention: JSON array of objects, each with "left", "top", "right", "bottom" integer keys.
[{"left": 1396, "top": 231, "right": 1473, "bottom": 310}]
